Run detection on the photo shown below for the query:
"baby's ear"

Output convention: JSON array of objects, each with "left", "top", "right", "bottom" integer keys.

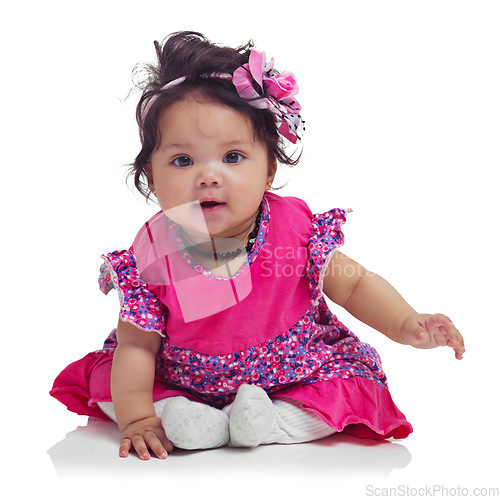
[
  {"left": 269, "top": 158, "right": 278, "bottom": 180},
  {"left": 144, "top": 162, "right": 154, "bottom": 191}
]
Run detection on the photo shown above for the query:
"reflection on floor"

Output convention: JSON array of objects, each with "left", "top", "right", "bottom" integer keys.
[{"left": 48, "top": 418, "right": 411, "bottom": 488}]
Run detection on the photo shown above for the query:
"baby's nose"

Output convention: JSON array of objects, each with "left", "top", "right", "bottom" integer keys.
[{"left": 197, "top": 162, "right": 223, "bottom": 186}]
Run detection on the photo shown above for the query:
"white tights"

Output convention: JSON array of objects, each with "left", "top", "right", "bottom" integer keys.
[{"left": 97, "top": 384, "right": 335, "bottom": 450}]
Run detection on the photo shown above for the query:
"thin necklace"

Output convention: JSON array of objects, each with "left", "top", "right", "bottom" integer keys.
[{"left": 181, "top": 205, "right": 263, "bottom": 261}]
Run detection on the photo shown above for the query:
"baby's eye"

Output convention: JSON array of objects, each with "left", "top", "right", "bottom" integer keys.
[
  {"left": 173, "top": 156, "right": 193, "bottom": 167},
  {"left": 224, "top": 152, "right": 244, "bottom": 164}
]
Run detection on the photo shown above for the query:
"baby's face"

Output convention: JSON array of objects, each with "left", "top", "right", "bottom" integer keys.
[{"left": 148, "top": 97, "right": 275, "bottom": 239}]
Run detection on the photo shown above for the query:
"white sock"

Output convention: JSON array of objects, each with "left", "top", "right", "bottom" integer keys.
[
  {"left": 223, "top": 384, "right": 335, "bottom": 447},
  {"left": 161, "top": 397, "right": 229, "bottom": 450},
  {"left": 224, "top": 384, "right": 276, "bottom": 447},
  {"left": 97, "top": 398, "right": 229, "bottom": 451}
]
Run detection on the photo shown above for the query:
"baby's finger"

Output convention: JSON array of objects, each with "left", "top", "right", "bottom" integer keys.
[
  {"left": 119, "top": 438, "right": 131, "bottom": 458},
  {"left": 132, "top": 435, "right": 151, "bottom": 461},
  {"left": 445, "top": 329, "right": 460, "bottom": 347},
  {"left": 434, "top": 327, "right": 449, "bottom": 346},
  {"left": 444, "top": 325, "right": 465, "bottom": 360},
  {"left": 424, "top": 317, "right": 447, "bottom": 346},
  {"left": 431, "top": 313, "right": 454, "bottom": 328},
  {"left": 161, "top": 434, "right": 174, "bottom": 453},
  {"left": 144, "top": 431, "right": 169, "bottom": 459}
]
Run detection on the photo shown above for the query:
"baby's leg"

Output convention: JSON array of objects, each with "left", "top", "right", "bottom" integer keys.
[
  {"left": 97, "top": 400, "right": 166, "bottom": 421},
  {"left": 97, "top": 398, "right": 229, "bottom": 450},
  {"left": 268, "top": 398, "right": 336, "bottom": 444},
  {"left": 224, "top": 384, "right": 335, "bottom": 447}
]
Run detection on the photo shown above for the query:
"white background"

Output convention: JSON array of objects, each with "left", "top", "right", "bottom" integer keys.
[{"left": 1, "top": 0, "right": 499, "bottom": 498}]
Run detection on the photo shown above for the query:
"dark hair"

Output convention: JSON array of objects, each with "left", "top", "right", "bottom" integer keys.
[{"left": 128, "top": 31, "right": 301, "bottom": 200}]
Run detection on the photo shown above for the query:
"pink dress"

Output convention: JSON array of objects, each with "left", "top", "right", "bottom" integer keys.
[{"left": 50, "top": 192, "right": 412, "bottom": 440}]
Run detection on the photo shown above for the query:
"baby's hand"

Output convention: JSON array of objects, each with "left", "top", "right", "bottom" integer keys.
[
  {"left": 401, "top": 313, "right": 465, "bottom": 360},
  {"left": 119, "top": 416, "right": 173, "bottom": 460}
]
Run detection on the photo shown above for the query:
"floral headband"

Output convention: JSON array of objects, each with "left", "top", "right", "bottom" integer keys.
[{"left": 141, "top": 48, "right": 304, "bottom": 144}]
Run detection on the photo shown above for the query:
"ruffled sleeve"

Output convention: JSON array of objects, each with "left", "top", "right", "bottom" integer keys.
[
  {"left": 307, "top": 208, "right": 351, "bottom": 305},
  {"left": 98, "top": 249, "right": 167, "bottom": 336}
]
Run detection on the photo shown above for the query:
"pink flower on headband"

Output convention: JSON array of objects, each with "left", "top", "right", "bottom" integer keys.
[
  {"left": 266, "top": 71, "right": 299, "bottom": 101},
  {"left": 233, "top": 48, "right": 303, "bottom": 143}
]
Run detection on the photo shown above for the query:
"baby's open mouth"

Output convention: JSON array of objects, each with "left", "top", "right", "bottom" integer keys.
[{"left": 200, "top": 201, "right": 224, "bottom": 208}]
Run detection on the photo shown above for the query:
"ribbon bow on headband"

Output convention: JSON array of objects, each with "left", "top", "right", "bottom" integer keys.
[
  {"left": 141, "top": 48, "right": 304, "bottom": 144},
  {"left": 232, "top": 49, "right": 304, "bottom": 144}
]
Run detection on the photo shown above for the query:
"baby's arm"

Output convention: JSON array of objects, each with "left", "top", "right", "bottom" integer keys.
[
  {"left": 323, "top": 251, "right": 465, "bottom": 359},
  {"left": 111, "top": 319, "right": 173, "bottom": 459}
]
